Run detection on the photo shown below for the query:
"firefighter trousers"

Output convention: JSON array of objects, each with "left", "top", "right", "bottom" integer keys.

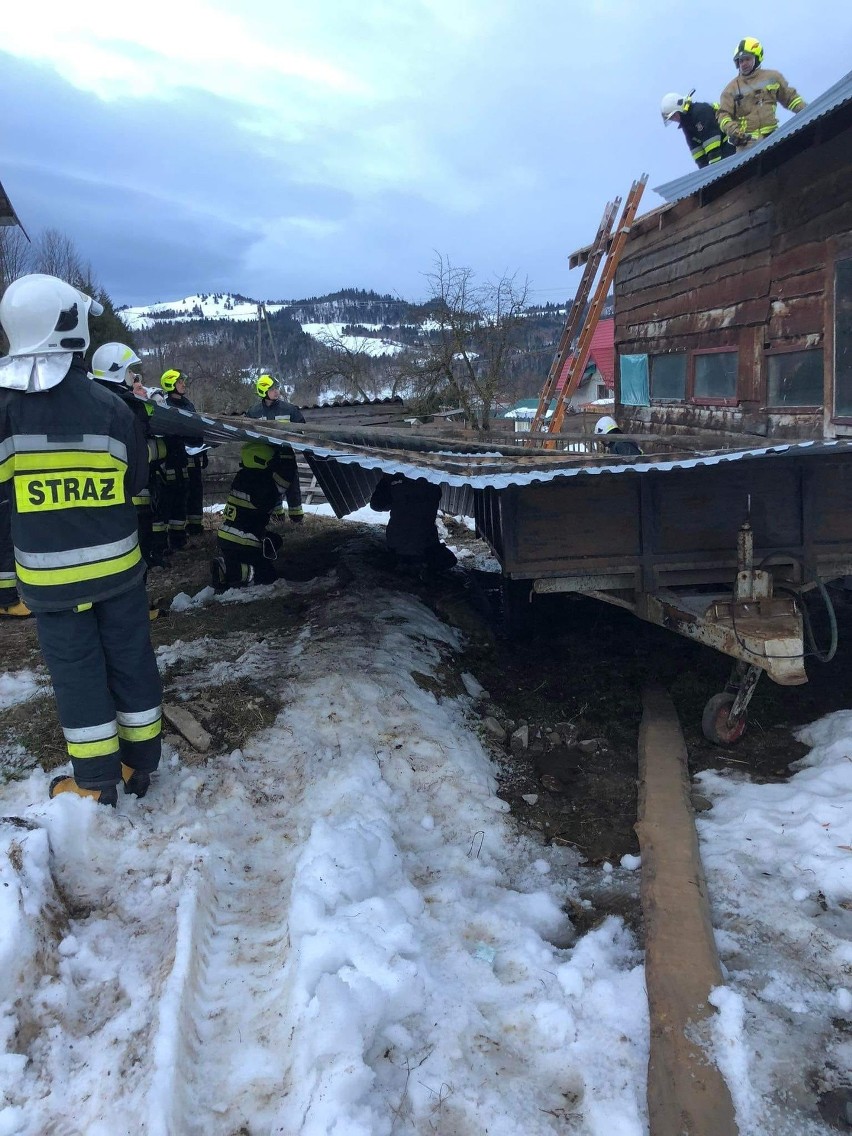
[
  {"left": 186, "top": 462, "right": 205, "bottom": 533},
  {"left": 35, "top": 582, "right": 163, "bottom": 788},
  {"left": 153, "top": 465, "right": 188, "bottom": 551},
  {"left": 218, "top": 531, "right": 283, "bottom": 586}
]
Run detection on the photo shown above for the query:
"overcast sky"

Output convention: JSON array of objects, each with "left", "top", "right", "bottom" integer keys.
[{"left": 3, "top": 1, "right": 850, "bottom": 308}]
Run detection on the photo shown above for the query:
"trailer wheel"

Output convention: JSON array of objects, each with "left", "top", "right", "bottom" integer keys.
[{"left": 701, "top": 693, "right": 746, "bottom": 746}]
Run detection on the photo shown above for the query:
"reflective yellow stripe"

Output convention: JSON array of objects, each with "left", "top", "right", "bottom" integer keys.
[
  {"left": 16, "top": 546, "right": 141, "bottom": 586},
  {"left": 219, "top": 528, "right": 260, "bottom": 547},
  {"left": 789, "top": 96, "right": 803, "bottom": 110},
  {"left": 10, "top": 450, "right": 124, "bottom": 473},
  {"left": 68, "top": 736, "right": 121, "bottom": 759},
  {"left": 227, "top": 493, "right": 257, "bottom": 510},
  {"left": 118, "top": 720, "right": 162, "bottom": 742}
]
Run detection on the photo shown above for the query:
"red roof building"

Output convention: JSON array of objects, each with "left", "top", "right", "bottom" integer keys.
[{"left": 556, "top": 316, "right": 615, "bottom": 393}]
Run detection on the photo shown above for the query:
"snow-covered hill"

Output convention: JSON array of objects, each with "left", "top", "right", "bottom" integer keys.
[
  {"left": 119, "top": 292, "right": 286, "bottom": 331},
  {"left": 119, "top": 292, "right": 407, "bottom": 357}
]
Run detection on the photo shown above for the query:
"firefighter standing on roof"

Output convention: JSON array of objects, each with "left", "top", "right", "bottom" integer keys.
[
  {"left": 660, "top": 92, "right": 736, "bottom": 168},
  {"left": 0, "top": 274, "right": 162, "bottom": 806},
  {"left": 718, "top": 37, "right": 805, "bottom": 149}
]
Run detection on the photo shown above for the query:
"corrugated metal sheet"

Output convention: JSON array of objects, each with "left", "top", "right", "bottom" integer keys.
[
  {"left": 653, "top": 67, "right": 852, "bottom": 205},
  {"left": 155, "top": 403, "right": 852, "bottom": 517}
]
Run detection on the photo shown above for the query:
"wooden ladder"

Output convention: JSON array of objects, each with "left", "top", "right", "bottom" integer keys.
[
  {"left": 546, "top": 175, "right": 648, "bottom": 441},
  {"left": 529, "top": 197, "right": 620, "bottom": 436}
]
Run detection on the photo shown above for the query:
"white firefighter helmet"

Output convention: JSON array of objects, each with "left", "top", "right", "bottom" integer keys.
[
  {"left": 660, "top": 92, "right": 688, "bottom": 124},
  {"left": 0, "top": 273, "right": 103, "bottom": 356},
  {"left": 594, "top": 415, "right": 619, "bottom": 435},
  {"left": 90, "top": 341, "right": 141, "bottom": 385}
]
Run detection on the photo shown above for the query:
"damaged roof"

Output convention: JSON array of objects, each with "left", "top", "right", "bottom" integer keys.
[{"left": 152, "top": 402, "right": 852, "bottom": 519}]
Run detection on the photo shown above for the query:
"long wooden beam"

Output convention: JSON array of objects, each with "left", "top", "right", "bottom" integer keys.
[{"left": 636, "top": 685, "right": 738, "bottom": 1136}]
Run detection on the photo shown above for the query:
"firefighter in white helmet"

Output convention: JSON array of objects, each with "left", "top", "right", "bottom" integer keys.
[
  {"left": 660, "top": 91, "right": 735, "bottom": 168},
  {"left": 594, "top": 416, "right": 643, "bottom": 456},
  {"left": 0, "top": 275, "right": 162, "bottom": 805}
]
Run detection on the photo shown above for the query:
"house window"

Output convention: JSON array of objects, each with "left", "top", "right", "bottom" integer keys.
[
  {"left": 767, "top": 349, "right": 823, "bottom": 407},
  {"left": 835, "top": 258, "right": 852, "bottom": 418},
  {"left": 649, "top": 354, "right": 686, "bottom": 399},
  {"left": 693, "top": 350, "right": 738, "bottom": 401}
]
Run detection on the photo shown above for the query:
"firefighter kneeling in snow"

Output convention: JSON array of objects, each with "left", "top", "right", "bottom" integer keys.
[
  {"left": 0, "top": 274, "right": 162, "bottom": 805},
  {"left": 369, "top": 472, "right": 457, "bottom": 576},
  {"left": 211, "top": 441, "right": 296, "bottom": 589}
]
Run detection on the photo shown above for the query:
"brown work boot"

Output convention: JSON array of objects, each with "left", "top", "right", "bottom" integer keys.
[
  {"left": 49, "top": 777, "right": 118, "bottom": 807},
  {"left": 0, "top": 599, "right": 32, "bottom": 618}
]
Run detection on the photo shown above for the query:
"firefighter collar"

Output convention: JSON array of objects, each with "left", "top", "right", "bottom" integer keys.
[{"left": 0, "top": 352, "right": 74, "bottom": 392}]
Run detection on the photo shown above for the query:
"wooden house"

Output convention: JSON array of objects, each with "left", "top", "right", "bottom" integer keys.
[{"left": 613, "top": 69, "right": 852, "bottom": 441}]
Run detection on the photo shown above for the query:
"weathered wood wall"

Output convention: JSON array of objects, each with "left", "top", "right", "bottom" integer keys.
[
  {"left": 615, "top": 115, "right": 852, "bottom": 440},
  {"left": 488, "top": 455, "right": 852, "bottom": 588}
]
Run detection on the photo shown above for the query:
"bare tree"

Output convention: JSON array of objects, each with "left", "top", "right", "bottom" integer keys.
[
  {"left": 309, "top": 330, "right": 407, "bottom": 402},
  {"left": 412, "top": 254, "right": 529, "bottom": 429},
  {"left": 32, "top": 228, "right": 86, "bottom": 287},
  {"left": 0, "top": 226, "right": 32, "bottom": 292}
]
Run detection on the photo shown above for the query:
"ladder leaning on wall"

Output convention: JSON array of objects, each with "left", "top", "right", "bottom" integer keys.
[{"left": 533, "top": 174, "right": 648, "bottom": 444}]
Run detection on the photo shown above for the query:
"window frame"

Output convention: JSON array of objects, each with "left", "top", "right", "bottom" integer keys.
[
  {"left": 832, "top": 254, "right": 852, "bottom": 424},
  {"left": 765, "top": 344, "right": 824, "bottom": 411},
  {"left": 648, "top": 352, "right": 688, "bottom": 403},
  {"left": 689, "top": 346, "right": 740, "bottom": 407}
]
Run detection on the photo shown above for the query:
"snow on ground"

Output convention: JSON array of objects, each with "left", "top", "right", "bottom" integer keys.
[
  {"left": 0, "top": 541, "right": 850, "bottom": 1133},
  {"left": 0, "top": 671, "right": 44, "bottom": 713}
]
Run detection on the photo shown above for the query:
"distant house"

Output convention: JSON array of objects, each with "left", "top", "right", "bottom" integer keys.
[
  {"left": 610, "top": 69, "right": 852, "bottom": 441},
  {"left": 556, "top": 316, "right": 616, "bottom": 411},
  {"left": 504, "top": 398, "right": 555, "bottom": 431}
]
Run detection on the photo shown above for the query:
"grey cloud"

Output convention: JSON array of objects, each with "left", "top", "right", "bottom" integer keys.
[{"left": 2, "top": 4, "right": 851, "bottom": 309}]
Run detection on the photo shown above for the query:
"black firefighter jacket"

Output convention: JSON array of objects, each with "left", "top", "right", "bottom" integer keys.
[
  {"left": 676, "top": 101, "right": 736, "bottom": 168},
  {"left": 245, "top": 398, "right": 306, "bottom": 423},
  {"left": 369, "top": 474, "right": 444, "bottom": 557},
  {"left": 218, "top": 464, "right": 292, "bottom": 552},
  {"left": 0, "top": 361, "right": 148, "bottom": 611}
]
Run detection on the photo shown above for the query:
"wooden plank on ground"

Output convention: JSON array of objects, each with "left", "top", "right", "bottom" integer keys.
[{"left": 635, "top": 685, "right": 738, "bottom": 1136}]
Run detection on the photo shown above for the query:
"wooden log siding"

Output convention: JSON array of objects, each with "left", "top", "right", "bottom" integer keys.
[{"left": 614, "top": 117, "right": 852, "bottom": 439}]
